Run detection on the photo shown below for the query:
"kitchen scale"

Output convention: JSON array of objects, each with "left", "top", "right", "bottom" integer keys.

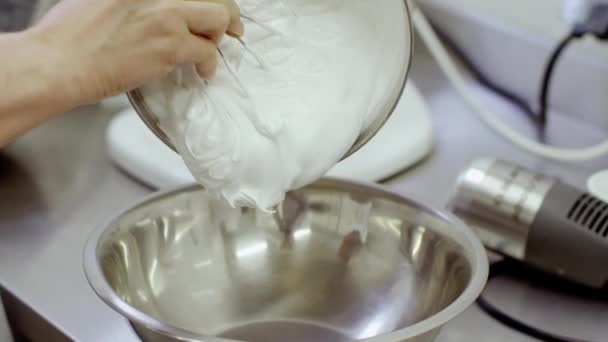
[{"left": 106, "top": 82, "right": 434, "bottom": 189}]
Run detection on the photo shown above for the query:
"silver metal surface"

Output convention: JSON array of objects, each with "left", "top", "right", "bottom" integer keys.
[
  {"left": 84, "top": 179, "right": 488, "bottom": 342},
  {"left": 448, "top": 158, "right": 555, "bottom": 260},
  {"left": 127, "top": 0, "right": 414, "bottom": 160},
  {"left": 3, "top": 46, "right": 608, "bottom": 342}
]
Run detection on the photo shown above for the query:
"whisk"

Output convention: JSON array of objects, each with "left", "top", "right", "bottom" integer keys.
[{"left": 215, "top": 12, "right": 288, "bottom": 96}]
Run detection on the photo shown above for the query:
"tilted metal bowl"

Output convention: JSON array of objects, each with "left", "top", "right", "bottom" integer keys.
[
  {"left": 84, "top": 179, "right": 488, "bottom": 342},
  {"left": 126, "top": 0, "right": 414, "bottom": 160}
]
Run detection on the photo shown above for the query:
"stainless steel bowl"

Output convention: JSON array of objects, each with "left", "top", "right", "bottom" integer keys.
[
  {"left": 84, "top": 179, "right": 488, "bottom": 342},
  {"left": 126, "top": 0, "right": 414, "bottom": 159}
]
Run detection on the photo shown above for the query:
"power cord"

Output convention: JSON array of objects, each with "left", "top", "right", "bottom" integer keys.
[
  {"left": 539, "top": 1, "right": 608, "bottom": 127},
  {"left": 429, "top": 18, "right": 588, "bottom": 129},
  {"left": 431, "top": 19, "right": 583, "bottom": 129},
  {"left": 538, "top": 27, "right": 585, "bottom": 126},
  {"left": 477, "top": 260, "right": 606, "bottom": 342},
  {"left": 430, "top": 25, "right": 539, "bottom": 125},
  {"left": 410, "top": 1, "right": 608, "bottom": 162}
]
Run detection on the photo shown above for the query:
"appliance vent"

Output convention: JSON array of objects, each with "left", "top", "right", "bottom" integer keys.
[{"left": 567, "top": 194, "right": 608, "bottom": 238}]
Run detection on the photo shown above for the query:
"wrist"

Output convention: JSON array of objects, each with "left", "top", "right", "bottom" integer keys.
[
  {"left": 6, "top": 30, "right": 75, "bottom": 115},
  {"left": 0, "top": 31, "right": 74, "bottom": 145},
  {"left": 20, "top": 28, "right": 82, "bottom": 113},
  {"left": 0, "top": 32, "right": 59, "bottom": 111},
  {"left": 23, "top": 27, "right": 91, "bottom": 112}
]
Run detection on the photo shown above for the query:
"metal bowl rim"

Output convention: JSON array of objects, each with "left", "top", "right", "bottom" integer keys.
[
  {"left": 126, "top": 0, "right": 415, "bottom": 160},
  {"left": 83, "top": 177, "right": 489, "bottom": 342}
]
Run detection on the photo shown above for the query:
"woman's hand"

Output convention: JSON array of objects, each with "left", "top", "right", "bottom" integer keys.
[{"left": 29, "top": 0, "right": 243, "bottom": 107}]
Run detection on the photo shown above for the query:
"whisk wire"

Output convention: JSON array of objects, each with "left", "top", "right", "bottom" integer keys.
[
  {"left": 235, "top": 37, "right": 269, "bottom": 70},
  {"left": 214, "top": 7, "right": 296, "bottom": 97},
  {"left": 217, "top": 48, "right": 250, "bottom": 97}
]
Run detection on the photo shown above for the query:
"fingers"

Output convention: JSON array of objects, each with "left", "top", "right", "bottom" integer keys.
[
  {"left": 177, "top": 2, "right": 231, "bottom": 42},
  {"left": 195, "top": 58, "right": 218, "bottom": 80},
  {"left": 162, "top": 0, "right": 243, "bottom": 80},
  {"left": 177, "top": 35, "right": 218, "bottom": 79},
  {"left": 188, "top": 0, "right": 244, "bottom": 36}
]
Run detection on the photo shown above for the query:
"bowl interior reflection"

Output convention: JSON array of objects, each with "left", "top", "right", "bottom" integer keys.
[{"left": 97, "top": 181, "right": 472, "bottom": 341}]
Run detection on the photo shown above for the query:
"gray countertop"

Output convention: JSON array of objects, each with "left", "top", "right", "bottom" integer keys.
[{"left": 1, "top": 47, "right": 607, "bottom": 342}]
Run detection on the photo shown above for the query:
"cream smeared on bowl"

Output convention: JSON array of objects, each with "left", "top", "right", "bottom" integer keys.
[{"left": 141, "top": 0, "right": 409, "bottom": 210}]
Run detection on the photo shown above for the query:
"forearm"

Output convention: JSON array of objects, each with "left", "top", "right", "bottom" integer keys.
[
  {"left": 0, "top": 31, "right": 71, "bottom": 147},
  {"left": 0, "top": 0, "right": 239, "bottom": 148}
]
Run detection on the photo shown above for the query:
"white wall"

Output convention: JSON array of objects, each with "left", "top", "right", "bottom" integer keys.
[
  {"left": 420, "top": 0, "right": 608, "bottom": 60},
  {"left": 32, "top": 0, "right": 608, "bottom": 59},
  {"left": 419, "top": 0, "right": 608, "bottom": 127},
  {"left": 436, "top": 0, "right": 564, "bottom": 34}
]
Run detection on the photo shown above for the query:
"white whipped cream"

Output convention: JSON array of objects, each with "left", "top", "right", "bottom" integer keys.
[{"left": 142, "top": 0, "right": 409, "bottom": 210}]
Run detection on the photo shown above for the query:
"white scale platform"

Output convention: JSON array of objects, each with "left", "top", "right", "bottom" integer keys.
[{"left": 106, "top": 82, "right": 435, "bottom": 189}]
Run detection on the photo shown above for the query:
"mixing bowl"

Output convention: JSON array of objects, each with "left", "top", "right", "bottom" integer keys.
[
  {"left": 126, "top": 0, "right": 413, "bottom": 160},
  {"left": 84, "top": 179, "right": 488, "bottom": 342}
]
